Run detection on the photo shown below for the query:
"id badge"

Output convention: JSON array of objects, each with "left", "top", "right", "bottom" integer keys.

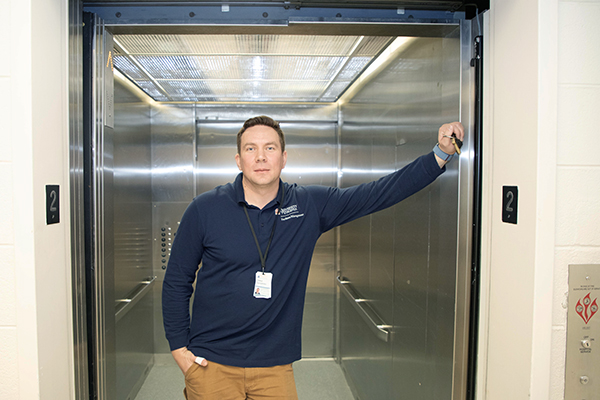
[{"left": 254, "top": 272, "right": 273, "bottom": 299}]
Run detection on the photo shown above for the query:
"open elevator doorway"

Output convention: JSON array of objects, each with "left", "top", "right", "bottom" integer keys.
[{"left": 81, "top": 3, "right": 483, "bottom": 400}]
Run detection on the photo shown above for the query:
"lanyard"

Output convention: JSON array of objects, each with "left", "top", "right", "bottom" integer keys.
[{"left": 242, "top": 183, "right": 285, "bottom": 274}]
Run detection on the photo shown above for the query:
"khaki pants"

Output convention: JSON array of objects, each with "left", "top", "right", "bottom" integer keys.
[{"left": 183, "top": 361, "right": 298, "bottom": 400}]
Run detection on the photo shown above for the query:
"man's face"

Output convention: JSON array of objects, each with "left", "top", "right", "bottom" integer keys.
[{"left": 235, "top": 125, "right": 287, "bottom": 190}]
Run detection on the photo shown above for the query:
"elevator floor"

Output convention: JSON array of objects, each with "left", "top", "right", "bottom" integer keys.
[{"left": 133, "top": 358, "right": 355, "bottom": 400}]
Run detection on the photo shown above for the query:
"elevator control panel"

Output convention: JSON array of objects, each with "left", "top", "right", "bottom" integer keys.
[
  {"left": 565, "top": 264, "right": 599, "bottom": 399},
  {"left": 158, "top": 224, "right": 174, "bottom": 270}
]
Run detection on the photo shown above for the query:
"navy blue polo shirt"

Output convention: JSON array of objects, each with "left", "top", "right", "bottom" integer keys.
[{"left": 162, "top": 151, "right": 444, "bottom": 368}]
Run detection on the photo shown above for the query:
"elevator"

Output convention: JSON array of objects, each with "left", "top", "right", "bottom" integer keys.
[{"left": 78, "top": 2, "right": 485, "bottom": 399}]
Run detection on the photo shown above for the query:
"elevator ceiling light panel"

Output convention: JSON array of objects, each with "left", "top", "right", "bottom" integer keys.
[{"left": 113, "top": 34, "right": 395, "bottom": 102}]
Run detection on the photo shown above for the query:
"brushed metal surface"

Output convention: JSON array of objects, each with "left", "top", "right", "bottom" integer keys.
[
  {"left": 115, "top": 289, "right": 154, "bottom": 400},
  {"left": 453, "top": 18, "right": 477, "bottom": 399},
  {"left": 113, "top": 74, "right": 155, "bottom": 400},
  {"left": 565, "top": 265, "right": 600, "bottom": 399},
  {"left": 113, "top": 80, "right": 153, "bottom": 302},
  {"left": 151, "top": 104, "right": 196, "bottom": 203},
  {"left": 80, "top": 17, "right": 475, "bottom": 400},
  {"left": 149, "top": 103, "right": 196, "bottom": 356},
  {"left": 338, "top": 29, "right": 467, "bottom": 400},
  {"left": 69, "top": 1, "right": 89, "bottom": 398},
  {"left": 152, "top": 201, "right": 191, "bottom": 355},
  {"left": 88, "top": 17, "right": 117, "bottom": 400},
  {"left": 338, "top": 116, "right": 394, "bottom": 400},
  {"left": 337, "top": 277, "right": 392, "bottom": 342},
  {"left": 391, "top": 33, "right": 460, "bottom": 400},
  {"left": 115, "top": 277, "right": 156, "bottom": 322}
]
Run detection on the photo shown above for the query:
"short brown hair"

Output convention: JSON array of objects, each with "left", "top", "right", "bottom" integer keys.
[{"left": 237, "top": 116, "right": 286, "bottom": 154}]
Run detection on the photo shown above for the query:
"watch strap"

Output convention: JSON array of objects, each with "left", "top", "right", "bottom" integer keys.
[{"left": 433, "top": 143, "right": 453, "bottom": 161}]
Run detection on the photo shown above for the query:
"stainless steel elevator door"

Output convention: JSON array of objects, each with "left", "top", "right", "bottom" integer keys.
[{"left": 86, "top": 16, "right": 158, "bottom": 400}]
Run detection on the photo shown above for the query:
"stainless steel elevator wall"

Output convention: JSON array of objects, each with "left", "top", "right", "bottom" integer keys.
[
  {"left": 338, "top": 32, "right": 463, "bottom": 399},
  {"left": 82, "top": 7, "right": 477, "bottom": 399},
  {"left": 151, "top": 103, "right": 340, "bottom": 358},
  {"left": 106, "top": 24, "right": 473, "bottom": 400},
  {"left": 113, "top": 78, "right": 155, "bottom": 400},
  {"left": 150, "top": 103, "right": 196, "bottom": 356}
]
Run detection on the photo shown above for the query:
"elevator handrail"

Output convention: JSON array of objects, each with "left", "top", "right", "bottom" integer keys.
[
  {"left": 115, "top": 276, "right": 157, "bottom": 322},
  {"left": 336, "top": 276, "right": 392, "bottom": 342}
]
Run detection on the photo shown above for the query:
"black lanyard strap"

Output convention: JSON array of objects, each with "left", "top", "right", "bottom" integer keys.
[{"left": 242, "top": 183, "right": 285, "bottom": 274}]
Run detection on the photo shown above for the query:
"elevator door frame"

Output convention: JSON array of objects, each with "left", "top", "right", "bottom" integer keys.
[{"left": 78, "top": 5, "right": 483, "bottom": 400}]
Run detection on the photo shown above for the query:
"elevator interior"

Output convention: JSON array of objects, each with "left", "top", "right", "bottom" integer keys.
[{"left": 82, "top": 4, "right": 481, "bottom": 400}]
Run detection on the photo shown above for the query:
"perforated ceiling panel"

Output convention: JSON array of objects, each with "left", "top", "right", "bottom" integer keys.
[{"left": 113, "top": 34, "right": 394, "bottom": 102}]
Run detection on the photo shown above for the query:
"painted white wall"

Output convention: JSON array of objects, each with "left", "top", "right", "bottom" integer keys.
[
  {"left": 0, "top": 0, "right": 74, "bottom": 399},
  {"left": 480, "top": 0, "right": 541, "bottom": 398},
  {"left": 551, "top": 0, "right": 600, "bottom": 398},
  {"left": 0, "top": 0, "right": 20, "bottom": 395},
  {"left": 480, "top": 0, "right": 600, "bottom": 399}
]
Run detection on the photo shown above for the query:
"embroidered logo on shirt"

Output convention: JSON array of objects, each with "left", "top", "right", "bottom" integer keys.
[{"left": 279, "top": 204, "right": 304, "bottom": 221}]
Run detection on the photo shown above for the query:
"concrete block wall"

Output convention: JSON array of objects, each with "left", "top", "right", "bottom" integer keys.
[
  {"left": 0, "top": 0, "right": 21, "bottom": 397},
  {"left": 552, "top": 0, "right": 600, "bottom": 398}
]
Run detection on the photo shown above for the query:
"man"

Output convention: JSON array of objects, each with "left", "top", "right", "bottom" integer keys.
[{"left": 162, "top": 115, "right": 464, "bottom": 400}]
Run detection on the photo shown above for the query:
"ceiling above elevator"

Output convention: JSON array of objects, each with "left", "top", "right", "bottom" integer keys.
[{"left": 113, "top": 34, "right": 397, "bottom": 103}]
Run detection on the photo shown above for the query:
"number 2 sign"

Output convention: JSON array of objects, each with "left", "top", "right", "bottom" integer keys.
[
  {"left": 502, "top": 186, "right": 518, "bottom": 224},
  {"left": 46, "top": 185, "right": 60, "bottom": 225}
]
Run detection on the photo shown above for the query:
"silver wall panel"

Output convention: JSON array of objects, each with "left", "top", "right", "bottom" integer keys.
[
  {"left": 152, "top": 202, "right": 191, "bottom": 356},
  {"left": 88, "top": 18, "right": 117, "bottom": 400},
  {"left": 113, "top": 80, "right": 153, "bottom": 301},
  {"left": 391, "top": 34, "right": 460, "bottom": 400},
  {"left": 194, "top": 103, "right": 339, "bottom": 123},
  {"left": 150, "top": 103, "right": 196, "bottom": 357},
  {"left": 69, "top": 1, "right": 88, "bottom": 399},
  {"left": 195, "top": 120, "right": 242, "bottom": 194},
  {"left": 80, "top": 14, "right": 476, "bottom": 400},
  {"left": 151, "top": 104, "right": 195, "bottom": 203},
  {"left": 452, "top": 19, "right": 478, "bottom": 399},
  {"left": 116, "top": 293, "right": 154, "bottom": 400},
  {"left": 338, "top": 28, "right": 466, "bottom": 400},
  {"left": 338, "top": 121, "right": 395, "bottom": 400},
  {"left": 113, "top": 77, "right": 155, "bottom": 400}
]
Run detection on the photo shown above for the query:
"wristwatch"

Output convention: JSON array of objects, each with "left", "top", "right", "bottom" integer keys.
[{"left": 433, "top": 143, "right": 453, "bottom": 161}]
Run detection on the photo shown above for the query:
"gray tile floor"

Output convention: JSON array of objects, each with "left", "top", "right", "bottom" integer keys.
[{"left": 134, "top": 358, "right": 355, "bottom": 400}]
